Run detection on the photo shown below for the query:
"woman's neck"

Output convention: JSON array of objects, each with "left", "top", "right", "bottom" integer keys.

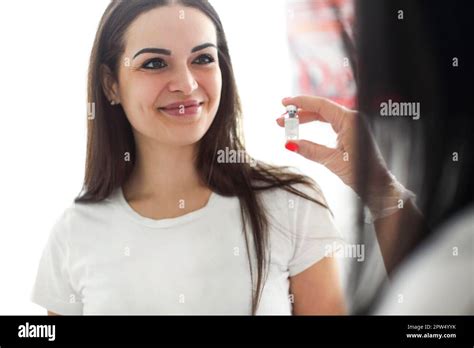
[{"left": 123, "top": 136, "right": 206, "bottom": 202}]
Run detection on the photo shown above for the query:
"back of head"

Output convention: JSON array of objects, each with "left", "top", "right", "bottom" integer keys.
[{"left": 355, "top": 0, "right": 474, "bottom": 229}]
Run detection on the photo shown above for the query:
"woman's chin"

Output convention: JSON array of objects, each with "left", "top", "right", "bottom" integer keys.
[{"left": 156, "top": 129, "right": 208, "bottom": 148}]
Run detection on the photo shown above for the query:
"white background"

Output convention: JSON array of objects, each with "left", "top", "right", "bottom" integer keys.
[{"left": 0, "top": 0, "right": 363, "bottom": 314}]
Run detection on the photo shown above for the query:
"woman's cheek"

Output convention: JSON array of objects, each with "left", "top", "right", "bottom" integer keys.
[
  {"left": 121, "top": 81, "right": 159, "bottom": 126},
  {"left": 124, "top": 83, "right": 161, "bottom": 122},
  {"left": 209, "top": 68, "right": 222, "bottom": 108},
  {"left": 132, "top": 75, "right": 163, "bottom": 104}
]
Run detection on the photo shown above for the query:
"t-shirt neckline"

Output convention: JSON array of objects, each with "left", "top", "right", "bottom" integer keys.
[{"left": 115, "top": 186, "right": 218, "bottom": 229}]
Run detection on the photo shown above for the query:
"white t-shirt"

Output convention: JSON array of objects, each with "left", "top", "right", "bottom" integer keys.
[{"left": 31, "top": 183, "right": 344, "bottom": 315}]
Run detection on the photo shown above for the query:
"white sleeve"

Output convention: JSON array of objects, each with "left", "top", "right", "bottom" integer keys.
[
  {"left": 287, "top": 184, "right": 345, "bottom": 277},
  {"left": 30, "top": 208, "right": 83, "bottom": 315}
]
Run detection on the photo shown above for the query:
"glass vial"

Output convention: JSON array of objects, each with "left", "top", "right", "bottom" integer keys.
[{"left": 285, "top": 105, "right": 299, "bottom": 140}]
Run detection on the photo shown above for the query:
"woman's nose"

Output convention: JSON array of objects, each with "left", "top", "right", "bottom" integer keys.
[{"left": 168, "top": 66, "right": 198, "bottom": 95}]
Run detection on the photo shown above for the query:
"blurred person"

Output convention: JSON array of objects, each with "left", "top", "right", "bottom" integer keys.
[{"left": 277, "top": 0, "right": 473, "bottom": 314}]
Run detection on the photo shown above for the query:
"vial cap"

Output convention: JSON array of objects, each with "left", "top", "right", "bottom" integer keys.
[{"left": 286, "top": 105, "right": 297, "bottom": 113}]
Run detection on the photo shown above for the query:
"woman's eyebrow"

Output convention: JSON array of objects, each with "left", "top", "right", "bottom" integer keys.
[
  {"left": 132, "top": 43, "right": 217, "bottom": 60},
  {"left": 133, "top": 48, "right": 171, "bottom": 59},
  {"left": 191, "top": 42, "right": 217, "bottom": 52}
]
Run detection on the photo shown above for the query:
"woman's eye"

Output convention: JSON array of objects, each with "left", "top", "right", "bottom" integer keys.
[
  {"left": 142, "top": 58, "right": 167, "bottom": 70},
  {"left": 193, "top": 54, "right": 215, "bottom": 65}
]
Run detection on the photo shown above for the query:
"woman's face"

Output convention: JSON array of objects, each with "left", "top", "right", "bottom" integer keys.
[{"left": 113, "top": 5, "right": 222, "bottom": 147}]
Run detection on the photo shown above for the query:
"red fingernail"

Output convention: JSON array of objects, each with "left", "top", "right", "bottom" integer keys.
[{"left": 285, "top": 141, "right": 299, "bottom": 152}]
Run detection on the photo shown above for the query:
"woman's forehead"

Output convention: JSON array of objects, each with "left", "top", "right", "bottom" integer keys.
[{"left": 124, "top": 5, "right": 217, "bottom": 54}]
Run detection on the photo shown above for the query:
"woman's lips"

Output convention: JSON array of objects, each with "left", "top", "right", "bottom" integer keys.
[
  {"left": 158, "top": 101, "right": 204, "bottom": 117},
  {"left": 162, "top": 100, "right": 201, "bottom": 109}
]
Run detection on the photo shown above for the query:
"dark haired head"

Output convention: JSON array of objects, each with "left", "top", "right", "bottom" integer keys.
[{"left": 344, "top": 0, "right": 474, "bottom": 313}]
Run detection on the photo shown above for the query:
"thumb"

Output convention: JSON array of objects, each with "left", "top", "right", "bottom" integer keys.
[{"left": 288, "top": 139, "right": 338, "bottom": 165}]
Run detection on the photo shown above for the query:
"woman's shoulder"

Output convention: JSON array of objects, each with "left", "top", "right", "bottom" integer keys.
[
  {"left": 251, "top": 165, "right": 327, "bottom": 205},
  {"left": 257, "top": 178, "right": 329, "bottom": 213},
  {"left": 50, "top": 189, "right": 121, "bottom": 237},
  {"left": 71, "top": 189, "right": 119, "bottom": 217},
  {"left": 255, "top": 176, "right": 342, "bottom": 275}
]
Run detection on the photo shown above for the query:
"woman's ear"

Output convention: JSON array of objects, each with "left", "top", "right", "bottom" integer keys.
[{"left": 100, "top": 64, "right": 121, "bottom": 104}]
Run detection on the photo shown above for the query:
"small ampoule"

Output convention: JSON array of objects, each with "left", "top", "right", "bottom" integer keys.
[{"left": 285, "top": 105, "right": 299, "bottom": 140}]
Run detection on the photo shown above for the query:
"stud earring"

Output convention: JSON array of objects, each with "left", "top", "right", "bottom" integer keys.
[{"left": 110, "top": 100, "right": 116, "bottom": 105}]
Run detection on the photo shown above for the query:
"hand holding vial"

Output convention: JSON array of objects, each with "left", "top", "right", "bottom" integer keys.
[{"left": 276, "top": 95, "right": 398, "bottom": 207}]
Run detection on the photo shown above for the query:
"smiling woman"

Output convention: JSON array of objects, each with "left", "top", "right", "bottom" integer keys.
[{"left": 30, "top": 0, "right": 346, "bottom": 315}]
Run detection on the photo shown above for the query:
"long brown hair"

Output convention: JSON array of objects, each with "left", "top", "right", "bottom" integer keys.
[{"left": 76, "top": 0, "right": 329, "bottom": 314}]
